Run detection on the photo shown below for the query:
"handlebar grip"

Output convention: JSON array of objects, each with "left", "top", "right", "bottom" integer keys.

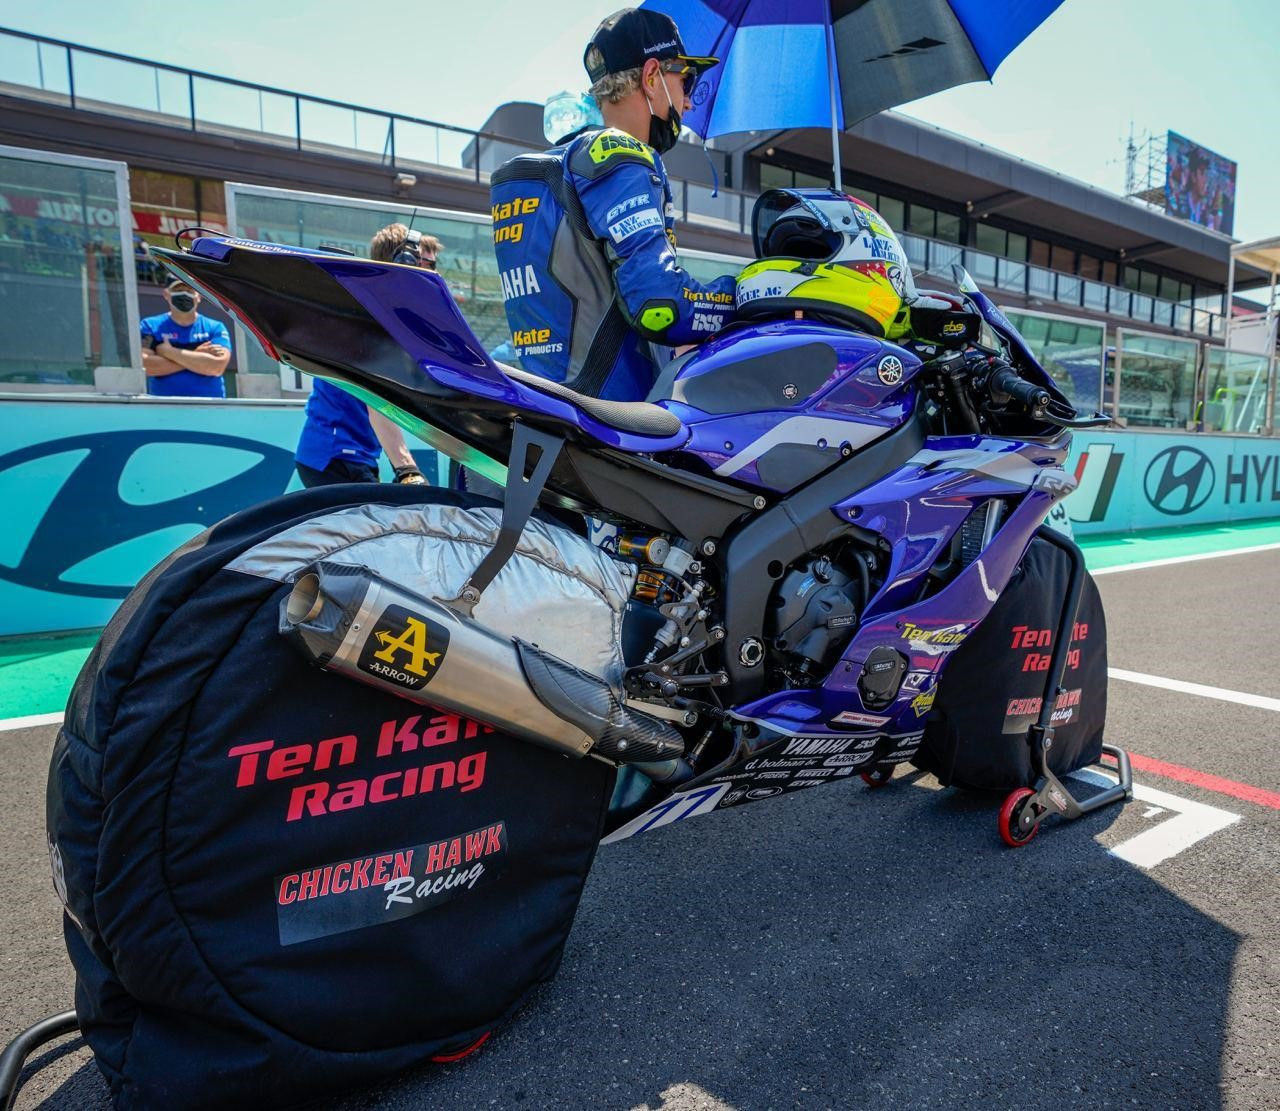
[{"left": 989, "top": 364, "right": 1051, "bottom": 413}]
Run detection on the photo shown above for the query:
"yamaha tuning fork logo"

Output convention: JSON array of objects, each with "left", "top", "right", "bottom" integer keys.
[
  {"left": 876, "top": 354, "right": 904, "bottom": 386},
  {"left": 1144, "top": 446, "right": 1215, "bottom": 515}
]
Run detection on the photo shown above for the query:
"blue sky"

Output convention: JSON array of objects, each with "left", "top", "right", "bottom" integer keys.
[{"left": 3, "top": 0, "right": 1277, "bottom": 246}]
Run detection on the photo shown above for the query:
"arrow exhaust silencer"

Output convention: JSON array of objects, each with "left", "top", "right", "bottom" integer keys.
[{"left": 280, "top": 562, "right": 684, "bottom": 764}]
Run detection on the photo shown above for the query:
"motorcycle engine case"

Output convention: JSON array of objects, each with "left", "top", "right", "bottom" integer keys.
[{"left": 767, "top": 556, "right": 858, "bottom": 670}]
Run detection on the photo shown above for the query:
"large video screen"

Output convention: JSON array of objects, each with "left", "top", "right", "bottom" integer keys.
[{"left": 1165, "top": 131, "right": 1236, "bottom": 234}]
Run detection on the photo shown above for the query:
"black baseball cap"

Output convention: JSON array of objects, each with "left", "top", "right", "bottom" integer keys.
[{"left": 584, "top": 8, "right": 718, "bottom": 82}]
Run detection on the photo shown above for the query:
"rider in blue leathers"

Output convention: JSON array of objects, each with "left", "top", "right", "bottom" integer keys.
[{"left": 489, "top": 8, "right": 736, "bottom": 402}]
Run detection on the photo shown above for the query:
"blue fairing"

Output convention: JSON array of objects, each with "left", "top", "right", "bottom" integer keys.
[{"left": 660, "top": 320, "right": 921, "bottom": 491}]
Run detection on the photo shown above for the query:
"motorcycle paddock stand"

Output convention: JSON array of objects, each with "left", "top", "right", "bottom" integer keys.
[
  {"left": 0, "top": 1010, "right": 80, "bottom": 1110},
  {"left": 997, "top": 526, "right": 1133, "bottom": 848}
]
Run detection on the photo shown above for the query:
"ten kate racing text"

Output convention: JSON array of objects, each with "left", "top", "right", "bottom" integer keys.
[
  {"left": 1010, "top": 621, "right": 1089, "bottom": 672},
  {"left": 227, "top": 712, "right": 494, "bottom": 823}
]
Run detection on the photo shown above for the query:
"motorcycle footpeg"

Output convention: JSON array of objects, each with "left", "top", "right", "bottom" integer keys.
[{"left": 513, "top": 639, "right": 686, "bottom": 764}]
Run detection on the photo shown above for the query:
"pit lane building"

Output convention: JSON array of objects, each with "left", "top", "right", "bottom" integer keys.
[{"left": 0, "top": 26, "right": 1274, "bottom": 435}]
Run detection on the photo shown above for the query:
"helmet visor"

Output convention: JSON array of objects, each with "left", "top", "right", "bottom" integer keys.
[{"left": 751, "top": 188, "right": 872, "bottom": 259}]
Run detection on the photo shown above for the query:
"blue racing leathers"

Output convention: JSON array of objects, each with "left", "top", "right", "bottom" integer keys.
[{"left": 489, "top": 127, "right": 736, "bottom": 401}]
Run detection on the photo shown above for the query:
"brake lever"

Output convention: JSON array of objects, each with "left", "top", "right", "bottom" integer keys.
[{"left": 1039, "top": 409, "right": 1112, "bottom": 429}]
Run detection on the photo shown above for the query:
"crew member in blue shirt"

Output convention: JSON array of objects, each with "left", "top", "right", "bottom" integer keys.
[
  {"left": 293, "top": 224, "right": 439, "bottom": 487},
  {"left": 140, "top": 279, "right": 232, "bottom": 397}
]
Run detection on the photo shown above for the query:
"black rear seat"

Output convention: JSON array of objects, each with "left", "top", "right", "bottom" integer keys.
[{"left": 498, "top": 362, "right": 684, "bottom": 438}]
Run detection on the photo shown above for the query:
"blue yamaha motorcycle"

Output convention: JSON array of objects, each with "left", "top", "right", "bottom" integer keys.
[{"left": 151, "top": 228, "right": 1129, "bottom": 849}]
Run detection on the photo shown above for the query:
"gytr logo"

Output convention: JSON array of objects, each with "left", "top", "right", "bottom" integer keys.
[{"left": 1144, "top": 446, "right": 1215, "bottom": 515}]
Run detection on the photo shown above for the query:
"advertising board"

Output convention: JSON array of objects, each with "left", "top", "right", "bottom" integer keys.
[
  {"left": 0, "top": 398, "right": 442, "bottom": 636},
  {"left": 1066, "top": 431, "right": 1280, "bottom": 534},
  {"left": 0, "top": 400, "right": 1275, "bottom": 637},
  {"left": 1165, "top": 131, "right": 1236, "bottom": 235}
]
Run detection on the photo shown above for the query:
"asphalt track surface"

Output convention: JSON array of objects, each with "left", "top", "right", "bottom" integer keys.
[{"left": 2, "top": 548, "right": 1279, "bottom": 1110}]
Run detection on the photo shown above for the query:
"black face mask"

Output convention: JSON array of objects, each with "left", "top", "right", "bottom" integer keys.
[
  {"left": 645, "top": 79, "right": 680, "bottom": 155},
  {"left": 170, "top": 292, "right": 196, "bottom": 312}
]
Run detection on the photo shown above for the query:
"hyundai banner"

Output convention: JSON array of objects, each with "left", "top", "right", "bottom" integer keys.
[
  {"left": 1067, "top": 431, "right": 1280, "bottom": 533},
  {"left": 0, "top": 403, "right": 1277, "bottom": 637},
  {"left": 0, "top": 398, "right": 442, "bottom": 637}
]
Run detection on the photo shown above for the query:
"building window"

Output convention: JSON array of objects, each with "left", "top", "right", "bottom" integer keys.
[
  {"left": 1077, "top": 254, "right": 1100, "bottom": 280},
  {"left": 1029, "top": 239, "right": 1050, "bottom": 267},
  {"left": 877, "top": 196, "right": 905, "bottom": 231},
  {"left": 1050, "top": 244, "right": 1075, "bottom": 273},
  {"left": 905, "top": 204, "right": 935, "bottom": 237},
  {"left": 759, "top": 163, "right": 791, "bottom": 191},
  {"left": 934, "top": 211, "right": 962, "bottom": 243},
  {"left": 1006, "top": 232, "right": 1028, "bottom": 261},
  {"left": 1101, "top": 260, "right": 1117, "bottom": 285},
  {"left": 975, "top": 224, "right": 1005, "bottom": 255}
]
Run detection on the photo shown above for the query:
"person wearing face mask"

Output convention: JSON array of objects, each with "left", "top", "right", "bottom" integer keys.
[
  {"left": 139, "top": 279, "right": 233, "bottom": 397},
  {"left": 488, "top": 8, "right": 736, "bottom": 402}
]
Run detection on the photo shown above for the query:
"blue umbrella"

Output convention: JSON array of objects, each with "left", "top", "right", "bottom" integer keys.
[{"left": 642, "top": 0, "right": 1064, "bottom": 190}]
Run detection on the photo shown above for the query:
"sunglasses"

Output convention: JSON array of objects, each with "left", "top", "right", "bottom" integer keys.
[
  {"left": 419, "top": 256, "right": 437, "bottom": 270},
  {"left": 659, "top": 60, "right": 698, "bottom": 97}
]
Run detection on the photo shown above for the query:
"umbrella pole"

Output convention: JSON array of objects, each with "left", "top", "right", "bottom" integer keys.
[{"left": 827, "top": 4, "right": 842, "bottom": 193}]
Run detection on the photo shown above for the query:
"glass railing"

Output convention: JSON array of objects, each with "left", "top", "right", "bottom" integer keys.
[
  {"left": 1201, "top": 347, "right": 1271, "bottom": 434},
  {"left": 0, "top": 26, "right": 526, "bottom": 183},
  {"left": 1003, "top": 309, "right": 1105, "bottom": 412},
  {"left": 0, "top": 25, "right": 1230, "bottom": 341},
  {"left": 0, "top": 148, "right": 138, "bottom": 386},
  {"left": 1113, "top": 330, "right": 1201, "bottom": 429},
  {"left": 908, "top": 234, "right": 1225, "bottom": 338}
]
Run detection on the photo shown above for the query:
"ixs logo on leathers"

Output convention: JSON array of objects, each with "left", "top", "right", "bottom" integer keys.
[{"left": 1144, "top": 446, "right": 1215, "bottom": 515}]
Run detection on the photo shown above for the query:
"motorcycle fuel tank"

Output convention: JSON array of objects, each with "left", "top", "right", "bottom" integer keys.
[{"left": 654, "top": 319, "right": 921, "bottom": 493}]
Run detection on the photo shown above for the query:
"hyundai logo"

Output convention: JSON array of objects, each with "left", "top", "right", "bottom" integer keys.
[
  {"left": 1143, "top": 445, "right": 1215, "bottom": 515},
  {"left": 0, "top": 430, "right": 295, "bottom": 598}
]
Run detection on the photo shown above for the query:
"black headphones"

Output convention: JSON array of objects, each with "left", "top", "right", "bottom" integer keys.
[{"left": 393, "top": 228, "right": 424, "bottom": 266}]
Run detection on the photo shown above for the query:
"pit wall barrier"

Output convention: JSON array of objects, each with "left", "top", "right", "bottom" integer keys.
[
  {"left": 1, "top": 396, "right": 1278, "bottom": 638},
  {"left": 0, "top": 395, "right": 442, "bottom": 636}
]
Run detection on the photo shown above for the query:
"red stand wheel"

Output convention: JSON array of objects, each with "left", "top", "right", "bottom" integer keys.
[
  {"left": 861, "top": 766, "right": 894, "bottom": 788},
  {"left": 998, "top": 787, "right": 1039, "bottom": 847}
]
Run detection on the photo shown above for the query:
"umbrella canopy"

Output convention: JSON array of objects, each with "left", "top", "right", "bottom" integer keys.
[{"left": 642, "top": 0, "right": 1063, "bottom": 140}]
